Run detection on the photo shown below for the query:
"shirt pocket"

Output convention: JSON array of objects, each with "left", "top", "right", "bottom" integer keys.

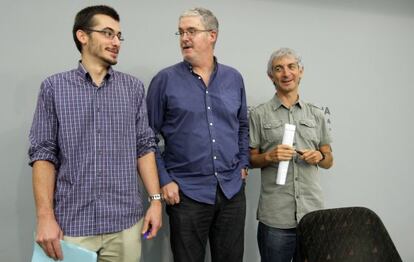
[
  {"left": 297, "top": 119, "right": 319, "bottom": 143},
  {"left": 262, "top": 120, "right": 284, "bottom": 142}
]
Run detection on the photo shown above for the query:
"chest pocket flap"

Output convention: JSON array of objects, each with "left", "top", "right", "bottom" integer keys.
[
  {"left": 298, "top": 119, "right": 318, "bottom": 142},
  {"left": 263, "top": 120, "right": 283, "bottom": 129},
  {"left": 298, "top": 119, "right": 316, "bottom": 128},
  {"left": 262, "top": 120, "right": 284, "bottom": 142}
]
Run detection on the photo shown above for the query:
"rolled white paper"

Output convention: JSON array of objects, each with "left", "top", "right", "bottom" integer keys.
[{"left": 276, "top": 124, "right": 296, "bottom": 185}]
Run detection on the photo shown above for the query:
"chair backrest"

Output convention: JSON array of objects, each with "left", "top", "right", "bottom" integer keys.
[{"left": 297, "top": 207, "right": 402, "bottom": 262}]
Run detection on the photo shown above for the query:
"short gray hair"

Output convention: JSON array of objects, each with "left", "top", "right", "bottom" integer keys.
[
  {"left": 267, "top": 48, "right": 303, "bottom": 77},
  {"left": 180, "top": 7, "right": 219, "bottom": 33}
]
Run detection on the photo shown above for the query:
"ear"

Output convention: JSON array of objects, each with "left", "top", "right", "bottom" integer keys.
[
  {"left": 268, "top": 72, "right": 275, "bottom": 82},
  {"left": 76, "top": 29, "right": 89, "bottom": 46},
  {"left": 209, "top": 30, "right": 218, "bottom": 44},
  {"left": 299, "top": 66, "right": 304, "bottom": 78}
]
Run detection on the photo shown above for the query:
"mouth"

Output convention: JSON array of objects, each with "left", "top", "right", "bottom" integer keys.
[
  {"left": 106, "top": 48, "right": 119, "bottom": 58},
  {"left": 281, "top": 79, "right": 293, "bottom": 85},
  {"left": 181, "top": 44, "right": 193, "bottom": 51}
]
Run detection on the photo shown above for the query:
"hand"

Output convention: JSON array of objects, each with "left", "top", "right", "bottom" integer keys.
[
  {"left": 162, "top": 181, "right": 180, "bottom": 205},
  {"left": 299, "top": 149, "right": 324, "bottom": 165},
  {"left": 241, "top": 168, "right": 248, "bottom": 180},
  {"left": 264, "top": 144, "right": 295, "bottom": 163},
  {"left": 141, "top": 201, "right": 162, "bottom": 240},
  {"left": 35, "top": 215, "right": 64, "bottom": 260}
]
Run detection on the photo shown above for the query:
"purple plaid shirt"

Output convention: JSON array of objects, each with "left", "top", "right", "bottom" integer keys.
[{"left": 29, "top": 63, "right": 156, "bottom": 236}]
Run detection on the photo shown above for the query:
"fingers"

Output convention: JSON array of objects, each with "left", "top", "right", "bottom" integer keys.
[
  {"left": 162, "top": 183, "right": 180, "bottom": 205},
  {"left": 267, "top": 145, "right": 295, "bottom": 162},
  {"left": 141, "top": 219, "right": 150, "bottom": 236},
  {"left": 52, "top": 238, "right": 63, "bottom": 260},
  {"left": 35, "top": 220, "right": 64, "bottom": 261},
  {"left": 241, "top": 169, "right": 248, "bottom": 179},
  {"left": 37, "top": 237, "right": 63, "bottom": 260},
  {"left": 147, "top": 221, "right": 161, "bottom": 239},
  {"left": 44, "top": 241, "right": 57, "bottom": 260},
  {"left": 142, "top": 203, "right": 162, "bottom": 240},
  {"left": 300, "top": 150, "right": 321, "bottom": 165}
]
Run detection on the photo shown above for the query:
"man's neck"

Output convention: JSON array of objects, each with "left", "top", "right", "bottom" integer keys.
[
  {"left": 190, "top": 56, "right": 215, "bottom": 87},
  {"left": 191, "top": 55, "right": 215, "bottom": 76},
  {"left": 276, "top": 90, "right": 299, "bottom": 108},
  {"left": 81, "top": 56, "right": 109, "bottom": 86}
]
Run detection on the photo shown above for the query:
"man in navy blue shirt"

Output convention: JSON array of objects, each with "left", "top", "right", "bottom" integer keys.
[{"left": 147, "top": 7, "right": 249, "bottom": 262}]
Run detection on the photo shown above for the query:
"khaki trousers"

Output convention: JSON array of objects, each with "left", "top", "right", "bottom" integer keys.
[{"left": 64, "top": 219, "right": 143, "bottom": 262}]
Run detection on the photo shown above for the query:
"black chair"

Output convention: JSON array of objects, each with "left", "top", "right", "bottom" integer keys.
[{"left": 297, "top": 207, "right": 402, "bottom": 262}]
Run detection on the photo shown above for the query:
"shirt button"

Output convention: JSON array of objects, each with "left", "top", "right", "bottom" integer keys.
[
  {"left": 212, "top": 139, "right": 216, "bottom": 143},
  {"left": 209, "top": 123, "right": 213, "bottom": 126},
  {"left": 198, "top": 76, "right": 202, "bottom": 80},
  {"left": 97, "top": 129, "right": 101, "bottom": 134},
  {"left": 213, "top": 156, "right": 217, "bottom": 160},
  {"left": 215, "top": 172, "right": 218, "bottom": 176},
  {"left": 296, "top": 195, "right": 299, "bottom": 199},
  {"left": 206, "top": 90, "right": 209, "bottom": 94},
  {"left": 97, "top": 107, "right": 101, "bottom": 113},
  {"left": 207, "top": 106, "right": 211, "bottom": 110},
  {"left": 295, "top": 177, "right": 298, "bottom": 181}
]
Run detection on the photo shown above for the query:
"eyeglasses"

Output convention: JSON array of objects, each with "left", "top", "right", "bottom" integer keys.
[
  {"left": 175, "top": 28, "right": 212, "bottom": 38},
  {"left": 85, "top": 28, "right": 124, "bottom": 41}
]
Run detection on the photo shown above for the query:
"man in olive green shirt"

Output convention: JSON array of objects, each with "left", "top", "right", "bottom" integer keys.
[{"left": 249, "top": 48, "right": 333, "bottom": 262}]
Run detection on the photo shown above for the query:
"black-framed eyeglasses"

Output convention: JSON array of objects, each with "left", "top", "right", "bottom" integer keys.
[
  {"left": 85, "top": 28, "right": 124, "bottom": 41},
  {"left": 175, "top": 28, "right": 212, "bottom": 38}
]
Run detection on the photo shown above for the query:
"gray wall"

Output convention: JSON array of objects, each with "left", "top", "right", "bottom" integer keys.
[{"left": 1, "top": 0, "right": 413, "bottom": 261}]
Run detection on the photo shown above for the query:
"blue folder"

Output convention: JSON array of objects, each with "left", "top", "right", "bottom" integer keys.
[{"left": 32, "top": 240, "right": 97, "bottom": 262}]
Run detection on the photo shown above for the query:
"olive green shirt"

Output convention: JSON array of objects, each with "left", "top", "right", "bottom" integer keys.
[{"left": 249, "top": 94, "right": 332, "bottom": 229}]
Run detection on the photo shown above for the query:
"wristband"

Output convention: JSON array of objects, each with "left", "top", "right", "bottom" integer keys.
[{"left": 148, "top": 193, "right": 163, "bottom": 202}]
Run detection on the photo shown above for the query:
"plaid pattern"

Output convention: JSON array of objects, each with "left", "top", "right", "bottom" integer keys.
[{"left": 29, "top": 63, "right": 156, "bottom": 236}]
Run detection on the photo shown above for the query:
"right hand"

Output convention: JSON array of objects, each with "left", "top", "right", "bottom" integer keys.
[
  {"left": 264, "top": 144, "right": 295, "bottom": 163},
  {"left": 162, "top": 181, "right": 180, "bottom": 205},
  {"left": 35, "top": 215, "right": 64, "bottom": 260}
]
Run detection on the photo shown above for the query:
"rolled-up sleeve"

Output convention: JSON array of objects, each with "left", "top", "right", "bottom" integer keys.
[
  {"left": 28, "top": 79, "right": 59, "bottom": 167},
  {"left": 134, "top": 79, "right": 156, "bottom": 158}
]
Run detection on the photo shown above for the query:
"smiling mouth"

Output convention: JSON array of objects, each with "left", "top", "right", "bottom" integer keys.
[
  {"left": 282, "top": 79, "right": 293, "bottom": 84},
  {"left": 107, "top": 47, "right": 119, "bottom": 54}
]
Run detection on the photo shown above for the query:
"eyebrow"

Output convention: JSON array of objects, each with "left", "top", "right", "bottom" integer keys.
[
  {"left": 178, "top": 26, "right": 198, "bottom": 31},
  {"left": 100, "top": 27, "right": 122, "bottom": 33},
  {"left": 274, "top": 63, "right": 297, "bottom": 68}
]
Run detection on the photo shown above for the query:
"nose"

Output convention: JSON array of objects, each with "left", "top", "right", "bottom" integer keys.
[
  {"left": 112, "top": 36, "right": 121, "bottom": 46},
  {"left": 281, "top": 66, "right": 291, "bottom": 76}
]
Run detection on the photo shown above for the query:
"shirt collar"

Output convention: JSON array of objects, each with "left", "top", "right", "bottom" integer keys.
[
  {"left": 76, "top": 61, "right": 113, "bottom": 82},
  {"left": 183, "top": 56, "right": 218, "bottom": 74},
  {"left": 271, "top": 93, "right": 304, "bottom": 110}
]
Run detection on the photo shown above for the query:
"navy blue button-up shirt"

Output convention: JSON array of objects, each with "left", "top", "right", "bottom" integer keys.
[
  {"left": 146, "top": 60, "right": 249, "bottom": 204},
  {"left": 28, "top": 63, "right": 156, "bottom": 236}
]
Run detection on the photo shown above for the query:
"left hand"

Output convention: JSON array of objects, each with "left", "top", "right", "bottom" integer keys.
[
  {"left": 141, "top": 201, "right": 162, "bottom": 240},
  {"left": 299, "top": 149, "right": 324, "bottom": 165}
]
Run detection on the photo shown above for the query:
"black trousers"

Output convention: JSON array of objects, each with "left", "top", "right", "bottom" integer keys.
[{"left": 166, "top": 185, "right": 246, "bottom": 262}]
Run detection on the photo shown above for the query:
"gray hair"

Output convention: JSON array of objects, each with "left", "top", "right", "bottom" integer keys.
[
  {"left": 180, "top": 7, "right": 219, "bottom": 33},
  {"left": 267, "top": 48, "right": 303, "bottom": 77}
]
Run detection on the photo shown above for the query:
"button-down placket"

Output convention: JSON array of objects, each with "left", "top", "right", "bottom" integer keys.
[{"left": 191, "top": 69, "right": 219, "bottom": 178}]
